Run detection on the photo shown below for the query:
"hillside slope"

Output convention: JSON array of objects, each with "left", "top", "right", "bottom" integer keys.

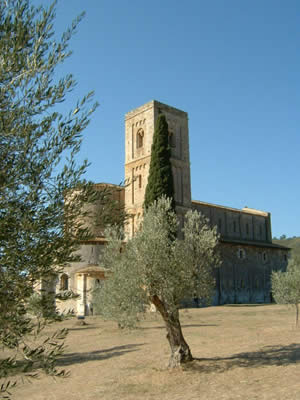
[{"left": 273, "top": 237, "right": 300, "bottom": 260}]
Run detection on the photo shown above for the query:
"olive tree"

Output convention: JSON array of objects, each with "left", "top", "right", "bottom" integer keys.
[
  {"left": 0, "top": 0, "right": 100, "bottom": 396},
  {"left": 96, "top": 197, "right": 220, "bottom": 367},
  {"left": 272, "top": 258, "right": 300, "bottom": 327}
]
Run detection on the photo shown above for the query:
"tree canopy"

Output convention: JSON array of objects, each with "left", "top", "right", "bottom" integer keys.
[
  {"left": 272, "top": 258, "right": 300, "bottom": 327},
  {"left": 0, "top": 0, "right": 99, "bottom": 396},
  {"left": 95, "top": 197, "right": 220, "bottom": 367}
]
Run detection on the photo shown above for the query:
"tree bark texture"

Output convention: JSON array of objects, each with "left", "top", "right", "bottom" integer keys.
[{"left": 151, "top": 295, "right": 193, "bottom": 367}]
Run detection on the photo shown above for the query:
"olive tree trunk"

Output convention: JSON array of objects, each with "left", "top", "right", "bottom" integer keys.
[{"left": 151, "top": 295, "right": 193, "bottom": 367}]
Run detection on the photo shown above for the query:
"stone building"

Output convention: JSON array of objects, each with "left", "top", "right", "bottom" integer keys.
[{"left": 52, "top": 100, "right": 289, "bottom": 315}]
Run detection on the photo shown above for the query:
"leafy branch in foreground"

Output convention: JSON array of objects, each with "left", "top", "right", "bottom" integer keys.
[{"left": 0, "top": 0, "right": 99, "bottom": 396}]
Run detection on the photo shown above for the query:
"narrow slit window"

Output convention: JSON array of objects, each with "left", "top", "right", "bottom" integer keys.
[
  {"left": 137, "top": 129, "right": 144, "bottom": 148},
  {"left": 218, "top": 218, "right": 222, "bottom": 230},
  {"left": 237, "top": 248, "right": 246, "bottom": 259},
  {"left": 233, "top": 221, "right": 237, "bottom": 233}
]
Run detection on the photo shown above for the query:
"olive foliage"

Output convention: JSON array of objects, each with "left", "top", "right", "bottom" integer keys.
[
  {"left": 0, "top": 0, "right": 99, "bottom": 396},
  {"left": 272, "top": 258, "right": 300, "bottom": 327},
  {"left": 95, "top": 197, "right": 220, "bottom": 366}
]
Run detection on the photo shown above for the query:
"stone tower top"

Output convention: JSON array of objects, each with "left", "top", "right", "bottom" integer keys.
[
  {"left": 124, "top": 100, "right": 192, "bottom": 237},
  {"left": 125, "top": 100, "right": 188, "bottom": 121}
]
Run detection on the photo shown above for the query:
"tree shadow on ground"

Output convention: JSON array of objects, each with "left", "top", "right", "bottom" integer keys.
[
  {"left": 139, "top": 324, "right": 217, "bottom": 330},
  {"left": 56, "top": 343, "right": 146, "bottom": 367},
  {"left": 183, "top": 343, "right": 300, "bottom": 373},
  {"left": 223, "top": 304, "right": 272, "bottom": 307},
  {"left": 68, "top": 326, "right": 97, "bottom": 331},
  {"left": 2, "top": 344, "right": 145, "bottom": 377}
]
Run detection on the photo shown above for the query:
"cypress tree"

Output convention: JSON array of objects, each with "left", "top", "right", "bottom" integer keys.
[{"left": 144, "top": 113, "right": 175, "bottom": 209}]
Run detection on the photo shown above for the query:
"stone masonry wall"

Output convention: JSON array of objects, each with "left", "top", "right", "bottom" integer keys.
[
  {"left": 215, "top": 242, "right": 289, "bottom": 304},
  {"left": 192, "top": 201, "right": 272, "bottom": 243},
  {"left": 125, "top": 100, "right": 192, "bottom": 236}
]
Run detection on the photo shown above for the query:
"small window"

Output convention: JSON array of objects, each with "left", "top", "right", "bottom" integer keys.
[
  {"left": 284, "top": 254, "right": 288, "bottom": 261},
  {"left": 94, "top": 278, "right": 102, "bottom": 288},
  {"left": 240, "top": 279, "right": 245, "bottom": 288},
  {"left": 138, "top": 175, "right": 142, "bottom": 188},
  {"left": 137, "top": 129, "right": 144, "bottom": 148},
  {"left": 60, "top": 274, "right": 69, "bottom": 291},
  {"left": 237, "top": 248, "right": 246, "bottom": 259},
  {"left": 263, "top": 252, "right": 267, "bottom": 262}
]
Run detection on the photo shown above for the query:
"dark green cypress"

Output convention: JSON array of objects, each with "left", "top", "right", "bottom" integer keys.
[{"left": 144, "top": 113, "right": 175, "bottom": 210}]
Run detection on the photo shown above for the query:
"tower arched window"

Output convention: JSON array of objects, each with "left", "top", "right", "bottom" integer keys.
[
  {"left": 136, "top": 129, "right": 144, "bottom": 148},
  {"left": 60, "top": 274, "right": 69, "bottom": 291}
]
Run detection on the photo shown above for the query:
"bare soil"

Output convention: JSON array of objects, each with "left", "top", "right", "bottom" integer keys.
[{"left": 9, "top": 304, "right": 300, "bottom": 399}]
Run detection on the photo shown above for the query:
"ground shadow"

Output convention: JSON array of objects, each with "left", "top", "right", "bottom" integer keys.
[
  {"left": 183, "top": 343, "right": 300, "bottom": 373},
  {"left": 223, "top": 304, "right": 272, "bottom": 307},
  {"left": 182, "top": 324, "right": 218, "bottom": 328},
  {"left": 2, "top": 344, "right": 145, "bottom": 376},
  {"left": 56, "top": 343, "right": 146, "bottom": 367},
  {"left": 68, "top": 326, "right": 97, "bottom": 331},
  {"left": 139, "top": 324, "right": 217, "bottom": 331}
]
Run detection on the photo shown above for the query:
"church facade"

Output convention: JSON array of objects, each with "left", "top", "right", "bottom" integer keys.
[{"left": 52, "top": 100, "right": 289, "bottom": 315}]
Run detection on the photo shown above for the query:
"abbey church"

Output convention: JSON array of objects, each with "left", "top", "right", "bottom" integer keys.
[{"left": 52, "top": 100, "right": 289, "bottom": 316}]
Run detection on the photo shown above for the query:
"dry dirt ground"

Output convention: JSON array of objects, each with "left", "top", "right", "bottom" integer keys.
[{"left": 8, "top": 304, "right": 300, "bottom": 400}]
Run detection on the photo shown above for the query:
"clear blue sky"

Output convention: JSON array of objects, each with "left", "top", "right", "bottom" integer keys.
[{"left": 37, "top": 0, "right": 299, "bottom": 238}]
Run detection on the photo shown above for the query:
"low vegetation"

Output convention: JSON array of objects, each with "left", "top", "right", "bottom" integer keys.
[{"left": 272, "top": 258, "right": 300, "bottom": 327}]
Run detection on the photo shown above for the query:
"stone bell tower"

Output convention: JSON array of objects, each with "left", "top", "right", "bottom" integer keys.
[{"left": 124, "top": 100, "right": 192, "bottom": 236}]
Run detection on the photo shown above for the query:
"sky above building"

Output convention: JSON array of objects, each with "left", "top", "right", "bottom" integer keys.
[{"left": 35, "top": 0, "right": 299, "bottom": 238}]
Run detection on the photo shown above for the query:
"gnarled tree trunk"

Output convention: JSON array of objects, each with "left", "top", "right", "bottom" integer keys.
[{"left": 151, "top": 295, "right": 193, "bottom": 367}]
